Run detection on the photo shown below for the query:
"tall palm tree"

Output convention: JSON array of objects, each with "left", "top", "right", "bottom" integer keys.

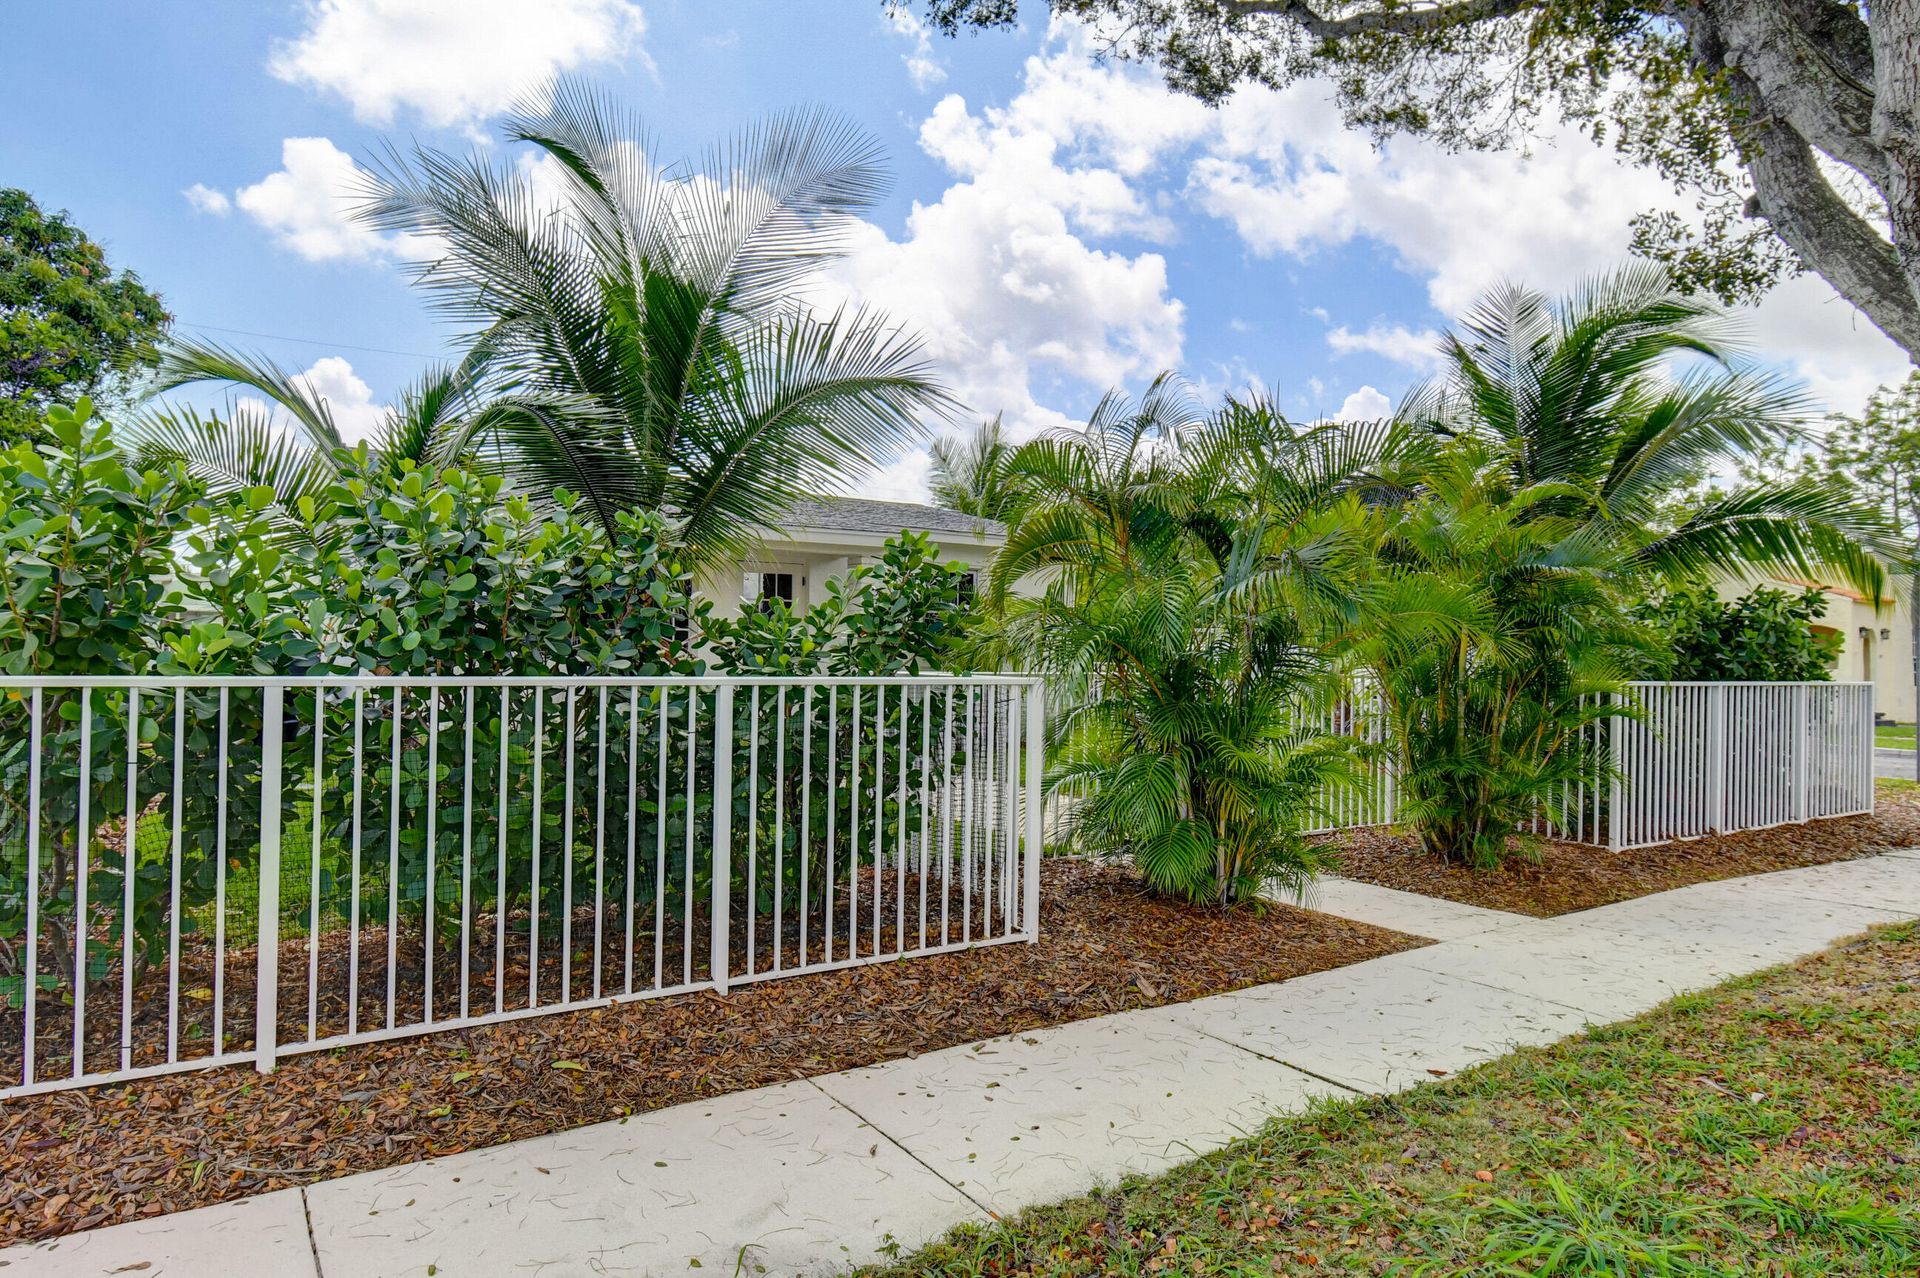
[
  {"left": 1357, "top": 266, "right": 1907, "bottom": 866},
  {"left": 133, "top": 82, "right": 949, "bottom": 568},
  {"left": 1397, "top": 265, "right": 1904, "bottom": 596},
  {"left": 353, "top": 80, "right": 950, "bottom": 564}
]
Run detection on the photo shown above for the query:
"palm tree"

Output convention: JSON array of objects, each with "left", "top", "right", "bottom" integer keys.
[
  {"left": 1397, "top": 265, "right": 1902, "bottom": 596},
  {"left": 985, "top": 382, "right": 1385, "bottom": 904},
  {"left": 929, "top": 415, "right": 1027, "bottom": 523},
  {"left": 1348, "top": 442, "right": 1656, "bottom": 867},
  {"left": 353, "top": 80, "right": 950, "bottom": 564},
  {"left": 133, "top": 82, "right": 949, "bottom": 568},
  {"left": 984, "top": 375, "right": 1201, "bottom": 610},
  {"left": 1358, "top": 266, "right": 1906, "bottom": 866}
]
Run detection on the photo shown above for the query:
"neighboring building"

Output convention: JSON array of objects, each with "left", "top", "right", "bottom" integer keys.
[
  {"left": 1712, "top": 569, "right": 1916, "bottom": 722},
  {"left": 699, "top": 496, "right": 1005, "bottom": 621}
]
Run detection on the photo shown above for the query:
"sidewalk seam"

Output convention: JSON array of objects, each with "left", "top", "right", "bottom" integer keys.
[
  {"left": 1400, "top": 962, "right": 1632, "bottom": 1021},
  {"left": 803, "top": 1077, "right": 1000, "bottom": 1223},
  {"left": 1167, "top": 1018, "right": 1371, "bottom": 1097},
  {"left": 300, "top": 1187, "right": 323, "bottom": 1278}
]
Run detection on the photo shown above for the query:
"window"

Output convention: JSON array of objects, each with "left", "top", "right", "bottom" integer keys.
[
  {"left": 743, "top": 570, "right": 795, "bottom": 610},
  {"left": 956, "top": 571, "right": 976, "bottom": 606}
]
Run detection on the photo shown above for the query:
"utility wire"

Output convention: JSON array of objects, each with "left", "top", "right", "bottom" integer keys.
[{"left": 175, "top": 320, "right": 449, "bottom": 361}]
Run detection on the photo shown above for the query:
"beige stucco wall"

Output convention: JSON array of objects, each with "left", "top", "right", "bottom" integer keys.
[
  {"left": 699, "top": 524, "right": 1001, "bottom": 623},
  {"left": 1711, "top": 570, "right": 1915, "bottom": 722}
]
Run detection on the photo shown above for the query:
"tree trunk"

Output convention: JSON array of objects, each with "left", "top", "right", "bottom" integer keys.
[{"left": 1678, "top": 2, "right": 1920, "bottom": 359}]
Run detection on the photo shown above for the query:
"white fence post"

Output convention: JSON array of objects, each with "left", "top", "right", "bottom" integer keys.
[
  {"left": 709, "top": 684, "right": 734, "bottom": 995},
  {"left": 1792, "top": 683, "right": 1810, "bottom": 825},
  {"left": 255, "top": 686, "right": 283, "bottom": 1075},
  {"left": 1868, "top": 685, "right": 1879, "bottom": 815},
  {"left": 1024, "top": 677, "right": 1043, "bottom": 940},
  {"left": 1706, "top": 683, "right": 1728, "bottom": 834},
  {"left": 1607, "top": 701, "right": 1625, "bottom": 853}
]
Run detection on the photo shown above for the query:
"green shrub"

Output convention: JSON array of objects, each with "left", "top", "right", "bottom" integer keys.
[
  {"left": 0, "top": 402, "right": 207, "bottom": 993},
  {"left": 1637, "top": 582, "right": 1843, "bottom": 682},
  {"left": 0, "top": 410, "right": 989, "bottom": 997},
  {"left": 706, "top": 531, "right": 980, "bottom": 918}
]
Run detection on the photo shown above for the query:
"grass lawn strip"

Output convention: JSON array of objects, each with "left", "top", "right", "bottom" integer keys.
[
  {"left": 0, "top": 859, "right": 1420, "bottom": 1247},
  {"left": 1327, "top": 782, "right": 1920, "bottom": 917},
  {"left": 862, "top": 920, "right": 1920, "bottom": 1276}
]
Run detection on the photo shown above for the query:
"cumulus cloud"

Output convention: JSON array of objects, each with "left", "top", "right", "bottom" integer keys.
[
  {"left": 296, "top": 356, "right": 389, "bottom": 442},
  {"left": 182, "top": 183, "right": 230, "bottom": 216},
  {"left": 268, "top": 0, "right": 649, "bottom": 132},
  {"left": 861, "top": 446, "right": 938, "bottom": 504},
  {"left": 233, "top": 356, "right": 389, "bottom": 446},
  {"left": 1327, "top": 321, "right": 1444, "bottom": 370},
  {"left": 1191, "top": 84, "right": 1689, "bottom": 316},
  {"left": 230, "top": 137, "right": 425, "bottom": 263},
  {"left": 1743, "top": 274, "right": 1911, "bottom": 414},
  {"left": 1180, "top": 76, "right": 1900, "bottom": 412},
  {"left": 825, "top": 33, "right": 1201, "bottom": 438},
  {"left": 1331, "top": 385, "right": 1393, "bottom": 422}
]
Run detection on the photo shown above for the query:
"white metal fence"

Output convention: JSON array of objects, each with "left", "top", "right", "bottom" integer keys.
[
  {"left": 0, "top": 674, "right": 1042, "bottom": 1099},
  {"left": 1290, "top": 679, "right": 1874, "bottom": 851},
  {"left": 1597, "top": 681, "right": 1875, "bottom": 850}
]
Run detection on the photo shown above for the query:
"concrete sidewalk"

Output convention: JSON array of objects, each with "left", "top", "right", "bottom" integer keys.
[{"left": 13, "top": 855, "right": 1919, "bottom": 1278}]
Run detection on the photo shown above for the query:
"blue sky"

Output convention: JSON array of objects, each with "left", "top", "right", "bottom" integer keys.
[{"left": 6, "top": 1, "right": 1908, "bottom": 498}]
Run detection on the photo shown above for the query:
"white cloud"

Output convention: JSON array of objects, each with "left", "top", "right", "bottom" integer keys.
[
  {"left": 862, "top": 446, "right": 937, "bottom": 504},
  {"left": 1744, "top": 274, "right": 1911, "bottom": 414},
  {"left": 1327, "top": 321, "right": 1443, "bottom": 370},
  {"left": 886, "top": 7, "right": 948, "bottom": 91},
  {"left": 1177, "top": 76, "right": 1904, "bottom": 412},
  {"left": 238, "top": 356, "right": 389, "bottom": 445},
  {"left": 824, "top": 33, "right": 1200, "bottom": 434},
  {"left": 232, "top": 137, "right": 424, "bottom": 263},
  {"left": 297, "top": 356, "right": 389, "bottom": 443},
  {"left": 268, "top": 0, "right": 648, "bottom": 132},
  {"left": 1332, "top": 385, "right": 1393, "bottom": 422},
  {"left": 182, "top": 183, "right": 230, "bottom": 216},
  {"left": 1192, "top": 84, "right": 1689, "bottom": 317}
]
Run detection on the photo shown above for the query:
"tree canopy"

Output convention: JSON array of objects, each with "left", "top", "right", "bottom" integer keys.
[
  {"left": 909, "top": 2, "right": 1920, "bottom": 365},
  {"left": 0, "top": 189, "right": 169, "bottom": 442}
]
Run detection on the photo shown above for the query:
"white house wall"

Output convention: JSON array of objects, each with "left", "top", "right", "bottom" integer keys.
[{"left": 700, "top": 529, "right": 1000, "bottom": 622}]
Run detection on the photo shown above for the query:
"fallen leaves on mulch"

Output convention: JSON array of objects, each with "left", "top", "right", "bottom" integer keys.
[
  {"left": 0, "top": 859, "right": 1421, "bottom": 1247},
  {"left": 1327, "top": 789, "right": 1920, "bottom": 917}
]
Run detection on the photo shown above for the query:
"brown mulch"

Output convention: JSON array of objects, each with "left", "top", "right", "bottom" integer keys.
[
  {"left": 0, "top": 859, "right": 1421, "bottom": 1247},
  {"left": 1327, "top": 788, "right": 1920, "bottom": 917}
]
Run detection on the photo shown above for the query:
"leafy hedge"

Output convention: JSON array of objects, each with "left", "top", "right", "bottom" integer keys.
[
  {"left": 1637, "top": 582, "right": 1843, "bottom": 682},
  {"left": 0, "top": 405, "right": 979, "bottom": 999}
]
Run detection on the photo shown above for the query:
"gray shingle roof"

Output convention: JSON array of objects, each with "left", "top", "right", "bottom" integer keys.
[{"left": 781, "top": 496, "right": 1005, "bottom": 540}]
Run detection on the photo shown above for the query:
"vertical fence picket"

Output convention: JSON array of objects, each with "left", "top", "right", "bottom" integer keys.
[
  {"left": 167, "top": 690, "right": 185, "bottom": 1063},
  {"left": 23, "top": 689, "right": 41, "bottom": 1087},
  {"left": 710, "top": 685, "right": 734, "bottom": 995},
  {"left": 120, "top": 689, "right": 137, "bottom": 1074},
  {"left": 256, "top": 687, "right": 284, "bottom": 1075}
]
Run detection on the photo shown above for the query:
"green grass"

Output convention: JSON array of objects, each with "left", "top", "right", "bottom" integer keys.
[
  {"left": 1881, "top": 776, "right": 1920, "bottom": 799},
  {"left": 860, "top": 922, "right": 1920, "bottom": 1276},
  {"left": 1877, "top": 723, "right": 1915, "bottom": 750}
]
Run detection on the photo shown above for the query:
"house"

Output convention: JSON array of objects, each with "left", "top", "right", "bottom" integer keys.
[
  {"left": 700, "top": 496, "right": 1006, "bottom": 620},
  {"left": 1712, "top": 569, "right": 1916, "bottom": 722}
]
